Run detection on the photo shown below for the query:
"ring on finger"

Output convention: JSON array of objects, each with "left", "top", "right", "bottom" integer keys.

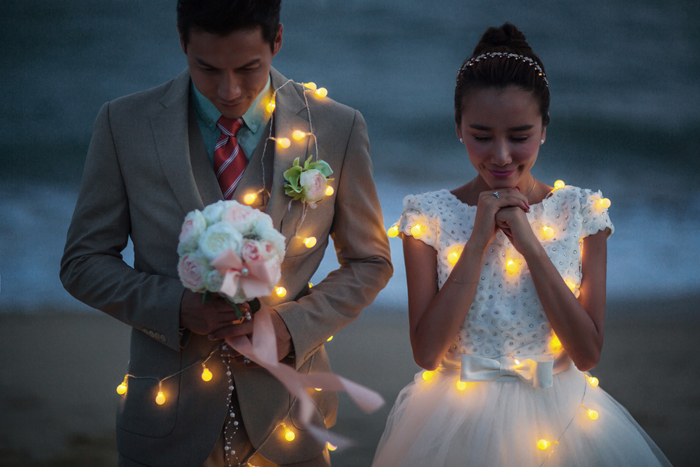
[{"left": 493, "top": 191, "right": 500, "bottom": 198}]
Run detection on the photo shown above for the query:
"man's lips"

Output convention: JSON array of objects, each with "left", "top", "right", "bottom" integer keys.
[{"left": 488, "top": 169, "right": 515, "bottom": 178}]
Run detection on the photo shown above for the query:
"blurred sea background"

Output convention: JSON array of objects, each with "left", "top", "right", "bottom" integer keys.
[
  {"left": 1, "top": 0, "right": 699, "bottom": 313},
  {"left": 1, "top": 1, "right": 700, "bottom": 466}
]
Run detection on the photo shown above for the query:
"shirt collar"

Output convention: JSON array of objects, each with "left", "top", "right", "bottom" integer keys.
[{"left": 190, "top": 75, "right": 272, "bottom": 134}]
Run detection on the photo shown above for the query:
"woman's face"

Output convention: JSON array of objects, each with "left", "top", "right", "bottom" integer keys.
[{"left": 456, "top": 86, "right": 546, "bottom": 191}]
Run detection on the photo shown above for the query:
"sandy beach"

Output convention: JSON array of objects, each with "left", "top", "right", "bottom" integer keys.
[{"left": 1, "top": 296, "right": 698, "bottom": 467}]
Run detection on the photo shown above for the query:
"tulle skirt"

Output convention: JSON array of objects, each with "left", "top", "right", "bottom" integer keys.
[{"left": 372, "top": 364, "right": 671, "bottom": 467}]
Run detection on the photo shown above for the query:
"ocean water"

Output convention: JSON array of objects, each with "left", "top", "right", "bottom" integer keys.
[{"left": 1, "top": 0, "right": 699, "bottom": 314}]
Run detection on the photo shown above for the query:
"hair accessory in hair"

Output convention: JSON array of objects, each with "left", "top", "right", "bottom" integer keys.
[{"left": 458, "top": 52, "right": 549, "bottom": 87}]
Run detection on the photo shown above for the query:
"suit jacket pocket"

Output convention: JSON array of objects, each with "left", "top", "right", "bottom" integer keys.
[{"left": 117, "top": 329, "right": 181, "bottom": 438}]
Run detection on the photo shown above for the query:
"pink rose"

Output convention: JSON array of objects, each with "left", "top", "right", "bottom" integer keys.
[
  {"left": 178, "top": 210, "right": 206, "bottom": 254},
  {"left": 178, "top": 254, "right": 206, "bottom": 292},
  {"left": 241, "top": 239, "right": 263, "bottom": 263},
  {"left": 258, "top": 239, "right": 280, "bottom": 260},
  {"left": 300, "top": 169, "right": 327, "bottom": 204},
  {"left": 222, "top": 202, "right": 257, "bottom": 233}
]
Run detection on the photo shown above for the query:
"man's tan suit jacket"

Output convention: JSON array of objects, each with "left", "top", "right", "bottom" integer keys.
[{"left": 61, "top": 67, "right": 393, "bottom": 466}]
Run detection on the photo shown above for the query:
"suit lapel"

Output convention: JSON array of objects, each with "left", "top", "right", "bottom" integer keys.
[
  {"left": 264, "top": 68, "right": 312, "bottom": 235},
  {"left": 150, "top": 69, "right": 207, "bottom": 214}
]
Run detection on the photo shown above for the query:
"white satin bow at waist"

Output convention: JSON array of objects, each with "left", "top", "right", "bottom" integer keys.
[{"left": 459, "top": 353, "right": 573, "bottom": 389}]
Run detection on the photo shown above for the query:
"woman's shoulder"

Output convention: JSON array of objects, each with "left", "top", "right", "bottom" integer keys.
[{"left": 543, "top": 184, "right": 614, "bottom": 237}]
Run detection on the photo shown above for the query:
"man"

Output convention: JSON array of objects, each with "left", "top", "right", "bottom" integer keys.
[{"left": 60, "top": 1, "right": 392, "bottom": 466}]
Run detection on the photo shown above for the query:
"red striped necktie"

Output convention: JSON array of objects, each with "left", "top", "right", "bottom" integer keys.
[{"left": 214, "top": 117, "right": 247, "bottom": 200}]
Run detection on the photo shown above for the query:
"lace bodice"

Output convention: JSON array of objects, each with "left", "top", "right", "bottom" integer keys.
[{"left": 398, "top": 186, "right": 614, "bottom": 364}]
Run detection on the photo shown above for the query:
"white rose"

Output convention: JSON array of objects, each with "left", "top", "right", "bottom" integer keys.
[
  {"left": 202, "top": 200, "right": 227, "bottom": 225},
  {"left": 198, "top": 222, "right": 244, "bottom": 262},
  {"left": 204, "top": 269, "right": 224, "bottom": 293},
  {"left": 178, "top": 210, "right": 207, "bottom": 255},
  {"left": 178, "top": 254, "right": 207, "bottom": 292},
  {"left": 255, "top": 225, "right": 286, "bottom": 258},
  {"left": 300, "top": 169, "right": 327, "bottom": 203}
]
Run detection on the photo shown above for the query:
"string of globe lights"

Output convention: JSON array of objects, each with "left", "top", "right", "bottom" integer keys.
[
  {"left": 386, "top": 180, "right": 611, "bottom": 296},
  {"left": 115, "top": 79, "right": 341, "bottom": 461},
  {"left": 385, "top": 180, "right": 610, "bottom": 463}
]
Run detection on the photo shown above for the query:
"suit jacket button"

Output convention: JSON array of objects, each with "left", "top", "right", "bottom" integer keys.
[
  {"left": 160, "top": 335, "right": 167, "bottom": 343},
  {"left": 149, "top": 331, "right": 155, "bottom": 338},
  {"left": 154, "top": 332, "right": 161, "bottom": 339}
]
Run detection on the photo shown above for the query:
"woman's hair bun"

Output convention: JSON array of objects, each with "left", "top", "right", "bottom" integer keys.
[{"left": 473, "top": 22, "right": 533, "bottom": 57}]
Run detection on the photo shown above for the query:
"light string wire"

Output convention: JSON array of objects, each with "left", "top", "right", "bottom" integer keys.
[
  {"left": 260, "top": 79, "right": 326, "bottom": 250},
  {"left": 538, "top": 374, "right": 590, "bottom": 467},
  {"left": 122, "top": 345, "right": 220, "bottom": 385}
]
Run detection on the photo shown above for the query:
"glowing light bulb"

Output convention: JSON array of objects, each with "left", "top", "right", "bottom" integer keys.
[
  {"left": 410, "top": 224, "right": 422, "bottom": 237},
  {"left": 456, "top": 381, "right": 467, "bottom": 391},
  {"left": 116, "top": 376, "right": 128, "bottom": 395},
  {"left": 587, "top": 375, "right": 599, "bottom": 387},
  {"left": 506, "top": 260, "right": 518, "bottom": 274},
  {"left": 422, "top": 370, "right": 435, "bottom": 382},
  {"left": 554, "top": 180, "right": 565, "bottom": 190},
  {"left": 387, "top": 224, "right": 399, "bottom": 238},
  {"left": 537, "top": 439, "right": 550, "bottom": 450},
  {"left": 514, "top": 359, "right": 520, "bottom": 365},
  {"left": 447, "top": 248, "right": 463, "bottom": 265},
  {"left": 156, "top": 391, "right": 166, "bottom": 405},
  {"left": 586, "top": 408, "right": 599, "bottom": 421},
  {"left": 304, "top": 237, "right": 317, "bottom": 248},
  {"left": 597, "top": 198, "right": 611, "bottom": 209},
  {"left": 266, "top": 100, "right": 276, "bottom": 113},
  {"left": 327, "top": 335, "right": 334, "bottom": 342},
  {"left": 549, "top": 333, "right": 562, "bottom": 352},
  {"left": 327, "top": 442, "right": 338, "bottom": 452},
  {"left": 292, "top": 130, "right": 306, "bottom": 141},
  {"left": 314, "top": 388, "right": 322, "bottom": 392},
  {"left": 315, "top": 87, "right": 328, "bottom": 98},
  {"left": 564, "top": 279, "right": 576, "bottom": 291},
  {"left": 284, "top": 427, "right": 296, "bottom": 442},
  {"left": 277, "top": 138, "right": 291, "bottom": 149},
  {"left": 308, "top": 282, "right": 313, "bottom": 288},
  {"left": 325, "top": 185, "right": 334, "bottom": 196},
  {"left": 201, "top": 365, "right": 213, "bottom": 382},
  {"left": 275, "top": 287, "right": 287, "bottom": 298},
  {"left": 243, "top": 193, "right": 257, "bottom": 205},
  {"left": 303, "top": 82, "right": 317, "bottom": 90},
  {"left": 542, "top": 226, "right": 555, "bottom": 239}
]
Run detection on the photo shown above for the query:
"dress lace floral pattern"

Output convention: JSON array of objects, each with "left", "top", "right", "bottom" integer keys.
[{"left": 398, "top": 186, "right": 614, "bottom": 363}]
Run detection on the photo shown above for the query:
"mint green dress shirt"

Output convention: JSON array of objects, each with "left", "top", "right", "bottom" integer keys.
[{"left": 190, "top": 76, "right": 272, "bottom": 163}]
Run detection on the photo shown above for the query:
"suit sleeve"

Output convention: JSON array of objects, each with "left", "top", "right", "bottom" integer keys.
[
  {"left": 60, "top": 102, "right": 184, "bottom": 352},
  {"left": 275, "top": 110, "right": 394, "bottom": 369}
]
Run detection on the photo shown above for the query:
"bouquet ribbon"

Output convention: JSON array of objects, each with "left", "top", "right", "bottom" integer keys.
[
  {"left": 222, "top": 290, "right": 384, "bottom": 449},
  {"left": 212, "top": 250, "right": 278, "bottom": 299}
]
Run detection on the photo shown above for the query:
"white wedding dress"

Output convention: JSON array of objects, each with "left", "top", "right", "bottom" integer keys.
[{"left": 372, "top": 186, "right": 671, "bottom": 467}]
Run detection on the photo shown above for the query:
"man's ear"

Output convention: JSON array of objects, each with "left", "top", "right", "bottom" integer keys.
[
  {"left": 178, "top": 27, "right": 187, "bottom": 54},
  {"left": 271, "top": 24, "right": 284, "bottom": 57}
]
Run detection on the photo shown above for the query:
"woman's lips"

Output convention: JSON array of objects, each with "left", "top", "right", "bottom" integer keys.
[{"left": 488, "top": 169, "right": 515, "bottom": 178}]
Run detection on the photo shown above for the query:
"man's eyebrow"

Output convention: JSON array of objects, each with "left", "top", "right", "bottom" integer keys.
[{"left": 195, "top": 57, "right": 263, "bottom": 70}]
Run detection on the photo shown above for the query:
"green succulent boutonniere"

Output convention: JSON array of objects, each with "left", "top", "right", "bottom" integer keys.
[{"left": 283, "top": 156, "right": 334, "bottom": 208}]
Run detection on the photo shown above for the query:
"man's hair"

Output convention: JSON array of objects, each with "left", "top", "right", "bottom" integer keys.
[{"left": 177, "top": 0, "right": 282, "bottom": 51}]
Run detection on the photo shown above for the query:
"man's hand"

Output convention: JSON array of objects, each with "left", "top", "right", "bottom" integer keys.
[
  {"left": 179, "top": 288, "right": 243, "bottom": 336},
  {"left": 183, "top": 291, "right": 293, "bottom": 362}
]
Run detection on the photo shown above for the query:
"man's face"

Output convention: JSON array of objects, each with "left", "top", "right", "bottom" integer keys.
[{"left": 181, "top": 25, "right": 282, "bottom": 119}]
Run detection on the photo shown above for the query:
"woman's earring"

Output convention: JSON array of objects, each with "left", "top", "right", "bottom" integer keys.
[
  {"left": 459, "top": 138, "right": 464, "bottom": 143},
  {"left": 540, "top": 139, "right": 545, "bottom": 145}
]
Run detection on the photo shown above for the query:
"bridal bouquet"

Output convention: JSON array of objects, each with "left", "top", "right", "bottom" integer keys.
[{"left": 177, "top": 200, "right": 286, "bottom": 320}]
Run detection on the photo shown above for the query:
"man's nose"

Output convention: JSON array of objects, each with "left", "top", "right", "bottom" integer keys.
[{"left": 219, "top": 72, "right": 242, "bottom": 101}]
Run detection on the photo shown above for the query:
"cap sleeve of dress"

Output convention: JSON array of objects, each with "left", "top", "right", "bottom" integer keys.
[
  {"left": 398, "top": 193, "right": 440, "bottom": 249},
  {"left": 579, "top": 188, "right": 614, "bottom": 239}
]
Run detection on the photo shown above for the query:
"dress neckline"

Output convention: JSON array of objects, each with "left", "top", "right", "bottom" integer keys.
[{"left": 441, "top": 188, "right": 556, "bottom": 209}]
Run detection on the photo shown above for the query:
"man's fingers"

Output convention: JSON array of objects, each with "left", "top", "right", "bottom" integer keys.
[{"left": 208, "top": 321, "right": 254, "bottom": 340}]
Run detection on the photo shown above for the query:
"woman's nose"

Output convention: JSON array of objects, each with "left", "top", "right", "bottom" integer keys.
[{"left": 491, "top": 139, "right": 512, "bottom": 166}]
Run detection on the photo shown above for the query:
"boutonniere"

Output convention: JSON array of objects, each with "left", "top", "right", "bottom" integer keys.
[{"left": 283, "top": 156, "right": 334, "bottom": 208}]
